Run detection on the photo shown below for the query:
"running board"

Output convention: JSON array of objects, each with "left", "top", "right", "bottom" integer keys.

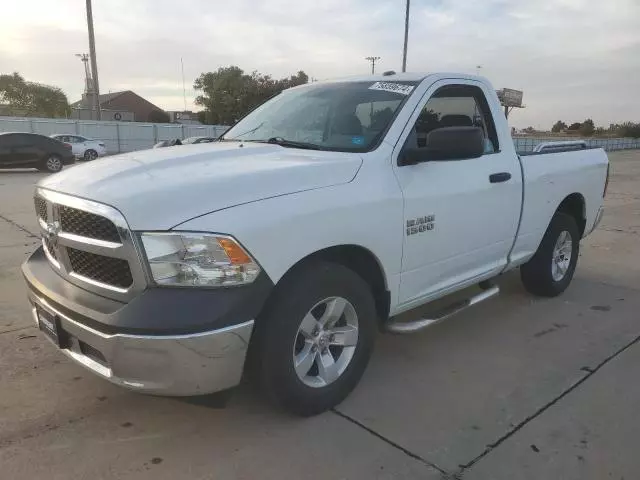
[{"left": 385, "top": 285, "right": 500, "bottom": 334}]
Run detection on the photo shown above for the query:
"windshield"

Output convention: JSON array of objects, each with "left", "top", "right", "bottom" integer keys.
[{"left": 221, "top": 81, "right": 418, "bottom": 152}]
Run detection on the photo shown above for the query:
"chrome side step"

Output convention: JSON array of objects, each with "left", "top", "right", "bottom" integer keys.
[{"left": 385, "top": 285, "right": 500, "bottom": 334}]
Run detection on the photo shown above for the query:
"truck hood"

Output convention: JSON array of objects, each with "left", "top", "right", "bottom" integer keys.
[{"left": 38, "top": 142, "right": 363, "bottom": 230}]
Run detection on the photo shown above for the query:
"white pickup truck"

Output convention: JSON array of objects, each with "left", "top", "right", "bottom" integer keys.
[{"left": 23, "top": 72, "right": 609, "bottom": 415}]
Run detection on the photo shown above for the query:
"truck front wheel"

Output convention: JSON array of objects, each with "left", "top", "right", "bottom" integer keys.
[
  {"left": 521, "top": 212, "right": 580, "bottom": 297},
  {"left": 251, "top": 261, "right": 377, "bottom": 416}
]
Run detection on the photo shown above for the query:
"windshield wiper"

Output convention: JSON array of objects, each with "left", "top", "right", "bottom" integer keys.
[
  {"left": 221, "top": 122, "right": 265, "bottom": 141},
  {"left": 261, "top": 137, "right": 326, "bottom": 150}
]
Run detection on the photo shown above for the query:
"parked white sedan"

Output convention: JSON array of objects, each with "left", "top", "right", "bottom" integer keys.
[{"left": 50, "top": 134, "right": 107, "bottom": 160}]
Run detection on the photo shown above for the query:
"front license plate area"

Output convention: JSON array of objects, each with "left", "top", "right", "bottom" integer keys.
[{"left": 37, "top": 307, "right": 66, "bottom": 348}]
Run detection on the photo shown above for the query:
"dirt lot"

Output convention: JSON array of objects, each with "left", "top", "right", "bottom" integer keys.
[{"left": 1, "top": 151, "right": 639, "bottom": 479}]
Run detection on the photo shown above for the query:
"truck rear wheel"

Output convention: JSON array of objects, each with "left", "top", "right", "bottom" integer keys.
[
  {"left": 251, "top": 261, "right": 377, "bottom": 416},
  {"left": 521, "top": 212, "right": 579, "bottom": 297}
]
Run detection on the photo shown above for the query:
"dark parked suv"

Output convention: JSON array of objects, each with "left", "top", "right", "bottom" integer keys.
[{"left": 0, "top": 132, "right": 75, "bottom": 172}]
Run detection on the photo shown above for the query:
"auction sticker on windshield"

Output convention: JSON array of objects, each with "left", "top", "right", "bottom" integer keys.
[{"left": 369, "top": 82, "right": 414, "bottom": 96}]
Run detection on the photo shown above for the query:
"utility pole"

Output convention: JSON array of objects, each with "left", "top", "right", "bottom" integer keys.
[
  {"left": 181, "top": 58, "right": 187, "bottom": 112},
  {"left": 85, "top": 0, "right": 101, "bottom": 120},
  {"left": 402, "top": 0, "right": 410, "bottom": 72},
  {"left": 365, "top": 56, "right": 380, "bottom": 74}
]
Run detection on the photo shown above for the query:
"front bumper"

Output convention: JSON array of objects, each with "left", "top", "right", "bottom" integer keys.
[
  {"left": 30, "top": 294, "right": 253, "bottom": 395},
  {"left": 23, "top": 247, "right": 272, "bottom": 396}
]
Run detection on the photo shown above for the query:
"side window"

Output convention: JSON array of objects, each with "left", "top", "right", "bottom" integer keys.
[
  {"left": 410, "top": 85, "right": 499, "bottom": 154},
  {"left": 74, "top": 136, "right": 86, "bottom": 143},
  {"left": 1, "top": 135, "right": 18, "bottom": 147},
  {"left": 10, "top": 135, "right": 31, "bottom": 147}
]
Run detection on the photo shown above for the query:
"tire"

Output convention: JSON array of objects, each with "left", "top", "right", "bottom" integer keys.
[
  {"left": 84, "top": 149, "right": 98, "bottom": 161},
  {"left": 521, "top": 212, "right": 579, "bottom": 297},
  {"left": 40, "top": 154, "right": 63, "bottom": 173},
  {"left": 251, "top": 261, "right": 377, "bottom": 416}
]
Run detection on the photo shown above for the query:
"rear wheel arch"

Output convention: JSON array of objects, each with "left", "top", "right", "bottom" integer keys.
[{"left": 556, "top": 193, "right": 586, "bottom": 237}]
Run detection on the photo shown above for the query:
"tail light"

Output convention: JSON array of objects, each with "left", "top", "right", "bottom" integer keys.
[
  {"left": 63, "top": 143, "right": 72, "bottom": 150},
  {"left": 603, "top": 163, "right": 610, "bottom": 197}
]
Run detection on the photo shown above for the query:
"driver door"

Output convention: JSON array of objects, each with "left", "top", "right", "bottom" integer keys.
[{"left": 393, "top": 80, "right": 522, "bottom": 308}]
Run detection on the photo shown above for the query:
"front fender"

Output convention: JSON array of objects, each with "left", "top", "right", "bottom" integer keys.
[{"left": 175, "top": 177, "right": 404, "bottom": 307}]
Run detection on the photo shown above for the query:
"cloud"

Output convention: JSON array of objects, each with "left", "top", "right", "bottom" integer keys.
[{"left": 0, "top": 0, "right": 638, "bottom": 128}]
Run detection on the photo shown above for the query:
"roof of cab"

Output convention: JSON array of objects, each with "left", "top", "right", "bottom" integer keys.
[
  {"left": 298, "top": 72, "right": 487, "bottom": 86},
  {"left": 322, "top": 72, "right": 431, "bottom": 83}
]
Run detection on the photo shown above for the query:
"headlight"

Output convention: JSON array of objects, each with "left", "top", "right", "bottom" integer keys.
[{"left": 140, "top": 232, "right": 261, "bottom": 287}]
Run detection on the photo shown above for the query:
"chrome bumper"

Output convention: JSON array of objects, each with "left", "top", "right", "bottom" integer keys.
[{"left": 31, "top": 294, "right": 254, "bottom": 396}]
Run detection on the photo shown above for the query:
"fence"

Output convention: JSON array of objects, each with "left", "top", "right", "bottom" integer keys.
[
  {"left": 2, "top": 115, "right": 639, "bottom": 155},
  {"left": 513, "top": 136, "right": 640, "bottom": 153},
  {"left": 0, "top": 116, "right": 229, "bottom": 154}
]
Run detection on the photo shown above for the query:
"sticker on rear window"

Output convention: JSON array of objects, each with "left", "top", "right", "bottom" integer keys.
[
  {"left": 351, "top": 136, "right": 365, "bottom": 145},
  {"left": 369, "top": 81, "right": 414, "bottom": 96}
]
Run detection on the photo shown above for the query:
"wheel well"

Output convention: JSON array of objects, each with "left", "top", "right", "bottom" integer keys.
[
  {"left": 556, "top": 193, "right": 586, "bottom": 237},
  {"left": 278, "top": 245, "right": 390, "bottom": 322}
]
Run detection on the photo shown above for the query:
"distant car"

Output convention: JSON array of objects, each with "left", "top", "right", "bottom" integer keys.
[
  {"left": 153, "top": 139, "right": 183, "bottom": 148},
  {"left": 50, "top": 134, "right": 107, "bottom": 160},
  {"left": 182, "top": 136, "right": 217, "bottom": 144},
  {"left": 0, "top": 132, "right": 74, "bottom": 172}
]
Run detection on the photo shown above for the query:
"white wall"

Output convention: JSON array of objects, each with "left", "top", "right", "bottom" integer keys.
[{"left": 0, "top": 116, "right": 229, "bottom": 154}]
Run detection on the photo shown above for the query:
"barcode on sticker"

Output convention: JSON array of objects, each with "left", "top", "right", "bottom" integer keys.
[{"left": 369, "top": 82, "right": 414, "bottom": 96}]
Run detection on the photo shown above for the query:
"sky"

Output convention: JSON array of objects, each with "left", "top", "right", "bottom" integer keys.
[{"left": 0, "top": 0, "right": 638, "bottom": 129}]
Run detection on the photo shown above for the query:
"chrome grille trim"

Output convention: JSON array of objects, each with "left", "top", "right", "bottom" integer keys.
[
  {"left": 42, "top": 238, "right": 60, "bottom": 268},
  {"left": 35, "top": 188, "right": 147, "bottom": 301}
]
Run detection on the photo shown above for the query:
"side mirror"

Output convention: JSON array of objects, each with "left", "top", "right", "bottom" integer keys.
[{"left": 399, "top": 127, "right": 485, "bottom": 165}]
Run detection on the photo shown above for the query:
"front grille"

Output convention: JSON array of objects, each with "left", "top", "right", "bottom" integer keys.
[
  {"left": 67, "top": 248, "right": 133, "bottom": 288},
  {"left": 34, "top": 196, "right": 48, "bottom": 222},
  {"left": 60, "top": 206, "right": 121, "bottom": 243},
  {"left": 35, "top": 190, "right": 142, "bottom": 296},
  {"left": 43, "top": 237, "right": 57, "bottom": 260}
]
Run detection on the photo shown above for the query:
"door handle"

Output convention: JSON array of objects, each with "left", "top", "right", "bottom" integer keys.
[{"left": 489, "top": 172, "right": 512, "bottom": 183}]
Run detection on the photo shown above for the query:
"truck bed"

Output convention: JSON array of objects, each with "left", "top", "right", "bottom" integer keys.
[{"left": 509, "top": 147, "right": 608, "bottom": 267}]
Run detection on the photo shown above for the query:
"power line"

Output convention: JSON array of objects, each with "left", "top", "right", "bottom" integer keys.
[{"left": 365, "top": 56, "right": 381, "bottom": 74}]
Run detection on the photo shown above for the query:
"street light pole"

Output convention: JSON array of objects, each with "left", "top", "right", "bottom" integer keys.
[
  {"left": 402, "top": 0, "right": 410, "bottom": 72},
  {"left": 85, "top": 0, "right": 101, "bottom": 120},
  {"left": 365, "top": 56, "right": 380, "bottom": 74}
]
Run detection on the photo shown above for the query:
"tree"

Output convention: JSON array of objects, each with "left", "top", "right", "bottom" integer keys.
[
  {"left": 523, "top": 126, "right": 536, "bottom": 134},
  {"left": 148, "top": 109, "right": 170, "bottom": 123},
  {"left": 616, "top": 122, "right": 640, "bottom": 138},
  {"left": 551, "top": 120, "right": 567, "bottom": 133},
  {"left": 579, "top": 118, "right": 595, "bottom": 137},
  {"left": 194, "top": 66, "right": 308, "bottom": 125},
  {"left": 567, "top": 122, "right": 582, "bottom": 131},
  {"left": 0, "top": 72, "right": 70, "bottom": 118}
]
